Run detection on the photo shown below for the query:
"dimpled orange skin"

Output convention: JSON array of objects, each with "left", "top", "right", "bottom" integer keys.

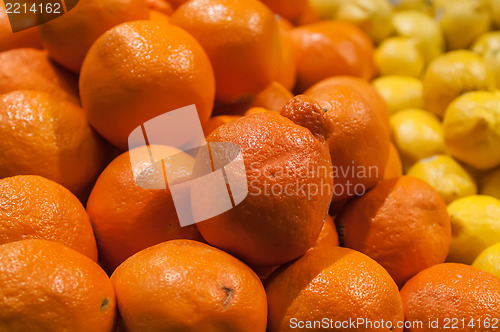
[
  {"left": 401, "top": 263, "right": 500, "bottom": 332},
  {"left": 290, "top": 21, "right": 376, "bottom": 92},
  {"left": 39, "top": 0, "right": 149, "bottom": 73},
  {"left": 0, "top": 239, "right": 116, "bottom": 332},
  {"left": 196, "top": 96, "right": 334, "bottom": 267},
  {"left": 305, "top": 76, "right": 391, "bottom": 134},
  {"left": 0, "top": 90, "right": 106, "bottom": 199},
  {"left": 266, "top": 246, "right": 404, "bottom": 332},
  {"left": 310, "top": 85, "right": 390, "bottom": 202},
  {"left": 87, "top": 145, "right": 204, "bottom": 273},
  {"left": 0, "top": 175, "right": 97, "bottom": 261},
  {"left": 111, "top": 239, "right": 268, "bottom": 332},
  {"left": 0, "top": 48, "right": 79, "bottom": 105},
  {"left": 0, "top": 4, "right": 42, "bottom": 52},
  {"left": 339, "top": 176, "right": 451, "bottom": 288},
  {"left": 170, "top": 0, "right": 281, "bottom": 103},
  {"left": 80, "top": 20, "right": 215, "bottom": 150}
]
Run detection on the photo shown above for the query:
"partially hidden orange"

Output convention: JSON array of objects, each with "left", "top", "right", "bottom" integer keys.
[
  {"left": 86, "top": 145, "right": 204, "bottom": 273},
  {"left": 39, "top": 0, "right": 149, "bottom": 72},
  {"left": 111, "top": 239, "right": 267, "bottom": 331},
  {"left": 0, "top": 239, "right": 116, "bottom": 332},
  {"left": 266, "top": 246, "right": 404, "bottom": 332},
  {"left": 338, "top": 176, "right": 451, "bottom": 287},
  {"left": 290, "top": 21, "right": 376, "bottom": 92},
  {"left": 0, "top": 90, "right": 106, "bottom": 199},
  {"left": 0, "top": 175, "right": 97, "bottom": 261},
  {"left": 170, "top": 0, "right": 281, "bottom": 103}
]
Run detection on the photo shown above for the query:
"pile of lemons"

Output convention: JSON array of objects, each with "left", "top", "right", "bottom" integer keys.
[{"left": 311, "top": 0, "right": 500, "bottom": 277}]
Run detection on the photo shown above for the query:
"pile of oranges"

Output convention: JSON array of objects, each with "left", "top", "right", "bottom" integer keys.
[{"left": 1, "top": 0, "right": 500, "bottom": 331}]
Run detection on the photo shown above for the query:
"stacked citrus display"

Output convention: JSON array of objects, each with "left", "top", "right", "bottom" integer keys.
[{"left": 0, "top": 0, "right": 500, "bottom": 331}]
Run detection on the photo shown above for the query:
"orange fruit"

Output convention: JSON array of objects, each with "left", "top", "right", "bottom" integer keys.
[
  {"left": 111, "top": 239, "right": 267, "bottom": 331},
  {"left": 166, "top": 0, "right": 188, "bottom": 7},
  {"left": 312, "top": 215, "right": 339, "bottom": 249},
  {"left": 196, "top": 95, "right": 334, "bottom": 266},
  {"left": 250, "top": 81, "right": 294, "bottom": 112},
  {"left": 0, "top": 239, "right": 116, "bottom": 332},
  {"left": 80, "top": 20, "right": 215, "bottom": 150},
  {"left": 146, "top": 0, "right": 173, "bottom": 15},
  {"left": 0, "top": 175, "right": 97, "bottom": 261},
  {"left": 203, "top": 115, "right": 241, "bottom": 137},
  {"left": 295, "top": 2, "right": 321, "bottom": 26},
  {"left": 0, "top": 90, "right": 106, "bottom": 199},
  {"left": 308, "top": 85, "right": 390, "bottom": 202},
  {"left": 305, "top": 75, "right": 391, "bottom": 133},
  {"left": 39, "top": 0, "right": 149, "bottom": 72},
  {"left": 149, "top": 9, "right": 170, "bottom": 22},
  {"left": 251, "top": 214, "right": 338, "bottom": 282},
  {"left": 0, "top": 4, "right": 42, "bottom": 52},
  {"left": 213, "top": 81, "right": 293, "bottom": 116},
  {"left": 87, "top": 145, "right": 204, "bottom": 273},
  {"left": 0, "top": 48, "right": 79, "bottom": 105},
  {"left": 275, "top": 21, "right": 297, "bottom": 91},
  {"left": 401, "top": 263, "right": 500, "bottom": 331},
  {"left": 170, "top": 0, "right": 281, "bottom": 103},
  {"left": 338, "top": 176, "right": 451, "bottom": 287},
  {"left": 260, "top": 0, "right": 308, "bottom": 22},
  {"left": 290, "top": 21, "right": 376, "bottom": 92},
  {"left": 244, "top": 107, "right": 271, "bottom": 116},
  {"left": 266, "top": 246, "right": 404, "bottom": 332},
  {"left": 383, "top": 142, "right": 403, "bottom": 180}
]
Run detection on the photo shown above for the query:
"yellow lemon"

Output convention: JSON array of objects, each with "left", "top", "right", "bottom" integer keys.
[
  {"left": 309, "top": 0, "right": 346, "bottom": 19},
  {"left": 488, "top": 0, "right": 500, "bottom": 28},
  {"left": 481, "top": 167, "right": 500, "bottom": 200},
  {"left": 472, "top": 242, "right": 500, "bottom": 278},
  {"left": 472, "top": 31, "right": 500, "bottom": 89},
  {"left": 407, "top": 155, "right": 478, "bottom": 204},
  {"left": 372, "top": 75, "right": 423, "bottom": 114},
  {"left": 390, "top": 108, "right": 445, "bottom": 170},
  {"left": 443, "top": 91, "right": 500, "bottom": 170},
  {"left": 447, "top": 195, "right": 500, "bottom": 264},
  {"left": 389, "top": 0, "right": 433, "bottom": 14},
  {"left": 422, "top": 50, "right": 495, "bottom": 118},
  {"left": 335, "top": 0, "right": 394, "bottom": 44},
  {"left": 433, "top": 0, "right": 491, "bottom": 50},
  {"left": 391, "top": 10, "right": 444, "bottom": 63},
  {"left": 375, "top": 37, "right": 424, "bottom": 77}
]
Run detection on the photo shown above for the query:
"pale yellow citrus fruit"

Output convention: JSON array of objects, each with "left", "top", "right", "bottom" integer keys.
[
  {"left": 391, "top": 10, "right": 444, "bottom": 63},
  {"left": 422, "top": 50, "right": 496, "bottom": 118},
  {"left": 488, "top": 0, "right": 500, "bottom": 28},
  {"left": 472, "top": 31, "right": 500, "bottom": 89},
  {"left": 407, "top": 155, "right": 478, "bottom": 204},
  {"left": 389, "top": 0, "right": 432, "bottom": 14},
  {"left": 481, "top": 167, "right": 500, "bottom": 200},
  {"left": 433, "top": 0, "right": 491, "bottom": 50},
  {"left": 447, "top": 195, "right": 500, "bottom": 264},
  {"left": 372, "top": 75, "right": 423, "bottom": 114},
  {"left": 335, "top": 0, "right": 394, "bottom": 44},
  {"left": 443, "top": 91, "right": 500, "bottom": 170},
  {"left": 472, "top": 242, "right": 500, "bottom": 278},
  {"left": 390, "top": 108, "right": 445, "bottom": 170},
  {"left": 375, "top": 37, "right": 424, "bottom": 77}
]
